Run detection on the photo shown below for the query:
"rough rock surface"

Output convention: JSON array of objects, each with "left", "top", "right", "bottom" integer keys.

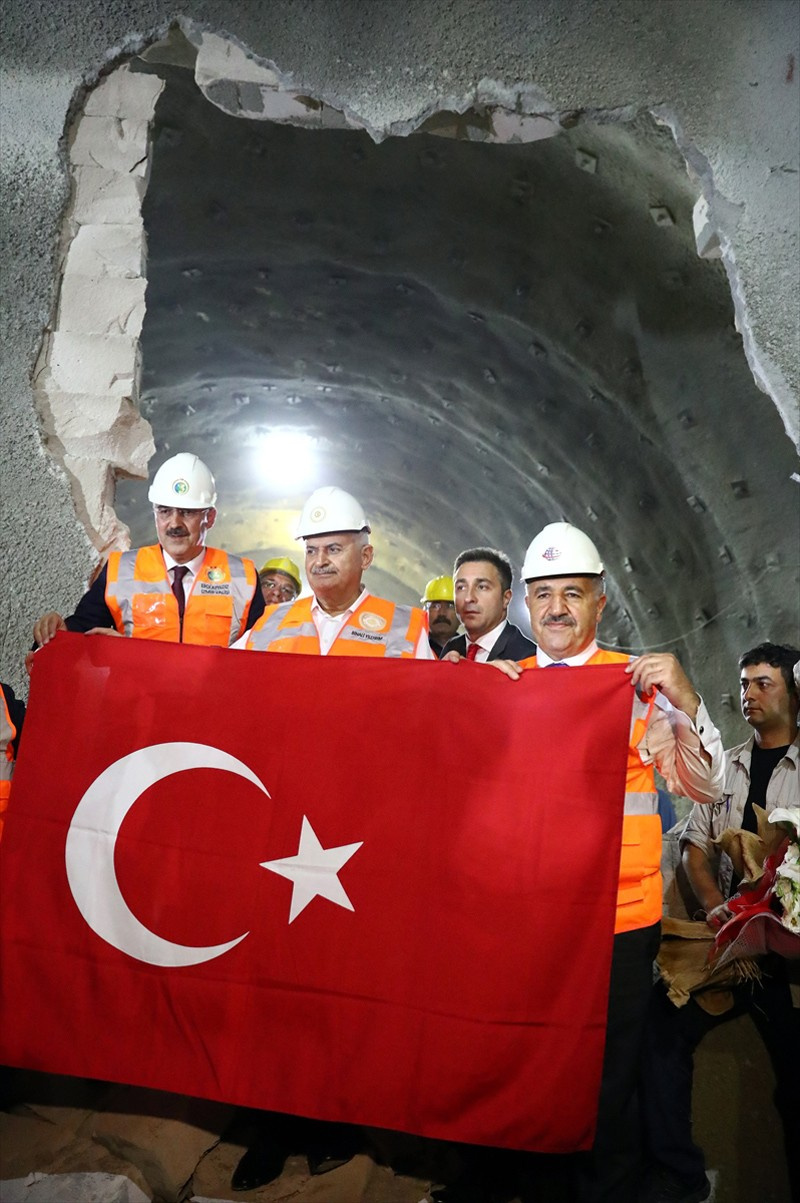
[
  {"left": 1, "top": 1060, "right": 791, "bottom": 1203},
  {"left": 90, "top": 1087, "right": 234, "bottom": 1202}
]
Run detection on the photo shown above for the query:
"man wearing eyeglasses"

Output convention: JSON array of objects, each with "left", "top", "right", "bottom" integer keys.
[
  {"left": 259, "top": 557, "right": 302, "bottom": 606},
  {"left": 31, "top": 453, "right": 264, "bottom": 650}
]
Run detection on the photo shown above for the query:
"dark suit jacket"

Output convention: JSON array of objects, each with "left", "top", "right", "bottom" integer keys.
[{"left": 442, "top": 621, "right": 536, "bottom": 662}]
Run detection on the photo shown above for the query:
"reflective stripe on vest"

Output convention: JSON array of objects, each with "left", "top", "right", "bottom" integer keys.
[
  {"left": 0, "top": 690, "right": 16, "bottom": 840},
  {"left": 246, "top": 594, "right": 426, "bottom": 658},
  {"left": 105, "top": 545, "right": 256, "bottom": 647},
  {"left": 519, "top": 646, "right": 661, "bottom": 934}
]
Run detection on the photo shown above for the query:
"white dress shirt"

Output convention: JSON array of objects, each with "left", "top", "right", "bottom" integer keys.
[
  {"left": 232, "top": 589, "right": 433, "bottom": 658},
  {"left": 162, "top": 548, "right": 207, "bottom": 602},
  {"left": 534, "top": 640, "right": 724, "bottom": 800},
  {"left": 535, "top": 639, "right": 600, "bottom": 668},
  {"left": 312, "top": 589, "right": 433, "bottom": 658},
  {"left": 464, "top": 619, "right": 508, "bottom": 663}
]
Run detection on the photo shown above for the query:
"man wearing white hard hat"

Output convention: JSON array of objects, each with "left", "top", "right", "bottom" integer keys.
[
  {"left": 241, "top": 486, "right": 432, "bottom": 659},
  {"left": 486, "top": 522, "right": 725, "bottom": 1203},
  {"left": 32, "top": 453, "right": 264, "bottom": 650},
  {"left": 230, "top": 488, "right": 432, "bottom": 1191}
]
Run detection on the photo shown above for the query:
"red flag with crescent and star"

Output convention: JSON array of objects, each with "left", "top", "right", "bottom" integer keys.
[{"left": 0, "top": 634, "right": 632, "bottom": 1153}]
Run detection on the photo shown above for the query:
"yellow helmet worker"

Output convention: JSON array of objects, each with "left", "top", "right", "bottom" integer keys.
[
  {"left": 259, "top": 556, "right": 302, "bottom": 605},
  {"left": 421, "top": 575, "right": 459, "bottom": 657}
]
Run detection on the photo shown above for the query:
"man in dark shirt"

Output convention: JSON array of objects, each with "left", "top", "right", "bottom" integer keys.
[{"left": 640, "top": 641, "right": 800, "bottom": 1203}]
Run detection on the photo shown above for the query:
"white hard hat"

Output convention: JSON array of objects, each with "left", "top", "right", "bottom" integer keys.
[
  {"left": 521, "top": 522, "right": 604, "bottom": 581},
  {"left": 296, "top": 486, "right": 371, "bottom": 538},
  {"left": 148, "top": 453, "right": 217, "bottom": 508}
]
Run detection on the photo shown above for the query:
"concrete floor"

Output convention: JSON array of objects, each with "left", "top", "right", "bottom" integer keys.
[{"left": 0, "top": 1013, "right": 793, "bottom": 1203}]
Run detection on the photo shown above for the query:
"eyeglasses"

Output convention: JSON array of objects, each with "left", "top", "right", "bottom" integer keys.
[
  {"left": 154, "top": 506, "right": 205, "bottom": 519},
  {"left": 261, "top": 578, "right": 297, "bottom": 601}
]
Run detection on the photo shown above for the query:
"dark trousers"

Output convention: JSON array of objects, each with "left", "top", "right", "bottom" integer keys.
[
  {"left": 439, "top": 925, "right": 662, "bottom": 1203},
  {"left": 640, "top": 958, "right": 800, "bottom": 1200},
  {"left": 577, "top": 921, "right": 662, "bottom": 1203}
]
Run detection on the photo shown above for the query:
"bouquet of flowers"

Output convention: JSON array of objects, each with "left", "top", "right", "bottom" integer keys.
[
  {"left": 771, "top": 808, "right": 800, "bottom": 932},
  {"left": 710, "top": 806, "right": 800, "bottom": 968}
]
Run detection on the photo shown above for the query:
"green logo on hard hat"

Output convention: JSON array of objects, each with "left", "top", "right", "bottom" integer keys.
[{"left": 173, "top": 478, "right": 190, "bottom": 495}]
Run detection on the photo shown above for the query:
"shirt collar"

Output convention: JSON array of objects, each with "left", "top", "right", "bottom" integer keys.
[
  {"left": 311, "top": 586, "right": 369, "bottom": 620},
  {"left": 161, "top": 547, "right": 207, "bottom": 576},
  {"left": 468, "top": 618, "right": 508, "bottom": 653},
  {"left": 537, "top": 639, "right": 598, "bottom": 667},
  {"left": 733, "top": 731, "right": 800, "bottom": 768}
]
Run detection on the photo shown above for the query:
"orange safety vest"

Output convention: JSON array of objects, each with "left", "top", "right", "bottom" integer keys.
[
  {"left": 0, "top": 688, "right": 17, "bottom": 842},
  {"left": 246, "top": 593, "right": 428, "bottom": 658},
  {"left": 519, "top": 647, "right": 661, "bottom": 934},
  {"left": 105, "top": 545, "right": 258, "bottom": 647}
]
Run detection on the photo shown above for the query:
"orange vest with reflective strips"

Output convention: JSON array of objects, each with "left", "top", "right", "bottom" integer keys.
[
  {"left": 246, "top": 593, "right": 427, "bottom": 658},
  {"left": 519, "top": 647, "right": 661, "bottom": 934},
  {"left": 0, "top": 689, "right": 17, "bottom": 842},
  {"left": 105, "top": 545, "right": 258, "bottom": 647}
]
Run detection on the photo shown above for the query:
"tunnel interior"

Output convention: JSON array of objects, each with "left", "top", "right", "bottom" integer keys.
[{"left": 54, "top": 27, "right": 799, "bottom": 681}]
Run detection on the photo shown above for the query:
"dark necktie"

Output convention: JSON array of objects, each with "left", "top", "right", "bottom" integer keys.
[
  {"left": 547, "top": 661, "right": 568, "bottom": 667},
  {"left": 172, "top": 565, "right": 189, "bottom": 621},
  {"left": 465, "top": 642, "right": 479, "bottom": 661}
]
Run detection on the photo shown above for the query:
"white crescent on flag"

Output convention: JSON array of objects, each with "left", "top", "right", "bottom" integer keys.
[{"left": 65, "top": 741, "right": 268, "bottom": 967}]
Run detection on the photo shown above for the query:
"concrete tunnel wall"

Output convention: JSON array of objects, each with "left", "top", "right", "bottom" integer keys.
[{"left": 1, "top": 0, "right": 799, "bottom": 731}]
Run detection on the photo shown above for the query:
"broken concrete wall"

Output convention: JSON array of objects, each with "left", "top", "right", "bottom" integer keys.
[
  {"left": 33, "top": 63, "right": 161, "bottom": 556},
  {"left": 1, "top": 0, "right": 798, "bottom": 696}
]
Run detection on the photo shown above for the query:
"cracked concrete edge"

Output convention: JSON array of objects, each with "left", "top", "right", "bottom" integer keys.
[
  {"left": 185, "top": 25, "right": 567, "bottom": 143},
  {"left": 33, "top": 63, "right": 160, "bottom": 555},
  {"left": 652, "top": 103, "right": 800, "bottom": 452},
  {"left": 172, "top": 17, "right": 633, "bottom": 143}
]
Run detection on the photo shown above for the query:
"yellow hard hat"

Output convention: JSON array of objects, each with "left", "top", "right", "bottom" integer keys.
[
  {"left": 259, "top": 556, "right": 302, "bottom": 593},
  {"left": 421, "top": 575, "right": 455, "bottom": 605}
]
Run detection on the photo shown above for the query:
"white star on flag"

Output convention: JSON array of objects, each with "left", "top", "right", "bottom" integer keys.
[{"left": 261, "top": 816, "right": 363, "bottom": 923}]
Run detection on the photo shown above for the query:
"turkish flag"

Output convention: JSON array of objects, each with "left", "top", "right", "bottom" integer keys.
[{"left": 0, "top": 634, "right": 632, "bottom": 1153}]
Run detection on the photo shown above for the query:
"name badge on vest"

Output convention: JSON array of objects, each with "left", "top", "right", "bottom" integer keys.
[
  {"left": 348, "top": 629, "right": 386, "bottom": 643},
  {"left": 197, "top": 582, "right": 232, "bottom": 596}
]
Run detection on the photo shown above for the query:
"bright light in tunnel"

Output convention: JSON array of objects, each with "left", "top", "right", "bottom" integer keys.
[{"left": 254, "top": 430, "right": 318, "bottom": 491}]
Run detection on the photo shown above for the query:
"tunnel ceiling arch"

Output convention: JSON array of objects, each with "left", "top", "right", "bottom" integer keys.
[{"left": 114, "top": 47, "right": 798, "bottom": 657}]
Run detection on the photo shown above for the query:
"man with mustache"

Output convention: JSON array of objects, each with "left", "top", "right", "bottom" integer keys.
[
  {"left": 32, "top": 453, "right": 264, "bottom": 649},
  {"left": 481, "top": 521, "right": 724, "bottom": 1203},
  {"left": 242, "top": 485, "right": 432, "bottom": 659},
  {"left": 421, "top": 575, "right": 460, "bottom": 657},
  {"left": 442, "top": 547, "right": 536, "bottom": 663},
  {"left": 231, "top": 485, "right": 431, "bottom": 1191}
]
